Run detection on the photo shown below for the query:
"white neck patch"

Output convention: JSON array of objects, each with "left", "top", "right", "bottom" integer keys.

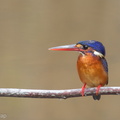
[{"left": 94, "top": 51, "right": 104, "bottom": 58}]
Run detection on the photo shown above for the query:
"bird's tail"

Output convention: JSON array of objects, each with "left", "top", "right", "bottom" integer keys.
[{"left": 92, "top": 94, "right": 101, "bottom": 100}]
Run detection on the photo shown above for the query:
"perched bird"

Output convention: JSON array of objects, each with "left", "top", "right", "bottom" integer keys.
[{"left": 49, "top": 40, "right": 108, "bottom": 100}]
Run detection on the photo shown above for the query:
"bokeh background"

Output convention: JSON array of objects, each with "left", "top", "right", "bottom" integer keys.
[{"left": 0, "top": 0, "right": 120, "bottom": 120}]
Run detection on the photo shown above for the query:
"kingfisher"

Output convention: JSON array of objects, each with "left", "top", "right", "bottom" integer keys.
[{"left": 49, "top": 40, "right": 108, "bottom": 100}]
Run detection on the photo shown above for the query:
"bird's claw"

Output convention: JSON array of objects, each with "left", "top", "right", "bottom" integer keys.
[
  {"left": 81, "top": 83, "right": 86, "bottom": 96},
  {"left": 96, "top": 85, "right": 102, "bottom": 95}
]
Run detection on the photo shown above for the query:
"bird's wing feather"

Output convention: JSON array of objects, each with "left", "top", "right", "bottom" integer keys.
[{"left": 101, "top": 58, "right": 108, "bottom": 73}]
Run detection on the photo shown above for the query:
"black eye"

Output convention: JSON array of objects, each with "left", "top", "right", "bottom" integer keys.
[{"left": 82, "top": 45, "right": 88, "bottom": 50}]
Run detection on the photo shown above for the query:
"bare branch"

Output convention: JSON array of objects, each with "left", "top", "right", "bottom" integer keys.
[{"left": 0, "top": 87, "right": 119, "bottom": 99}]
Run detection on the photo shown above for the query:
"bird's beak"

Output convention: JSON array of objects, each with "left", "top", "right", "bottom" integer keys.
[{"left": 49, "top": 44, "right": 80, "bottom": 51}]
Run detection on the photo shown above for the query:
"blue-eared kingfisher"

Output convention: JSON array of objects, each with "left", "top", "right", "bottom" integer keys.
[{"left": 49, "top": 40, "right": 108, "bottom": 100}]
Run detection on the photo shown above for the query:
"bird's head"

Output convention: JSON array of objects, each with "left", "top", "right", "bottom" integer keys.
[{"left": 49, "top": 40, "right": 105, "bottom": 57}]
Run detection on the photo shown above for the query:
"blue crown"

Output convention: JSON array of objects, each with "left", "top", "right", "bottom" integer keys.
[{"left": 77, "top": 40, "right": 105, "bottom": 56}]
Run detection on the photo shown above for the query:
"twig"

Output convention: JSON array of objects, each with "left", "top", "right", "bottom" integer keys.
[{"left": 0, "top": 87, "right": 119, "bottom": 99}]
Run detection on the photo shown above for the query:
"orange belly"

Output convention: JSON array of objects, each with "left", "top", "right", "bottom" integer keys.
[{"left": 77, "top": 54, "right": 108, "bottom": 87}]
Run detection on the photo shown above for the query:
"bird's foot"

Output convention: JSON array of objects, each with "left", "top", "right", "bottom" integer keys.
[
  {"left": 81, "top": 83, "right": 86, "bottom": 96},
  {"left": 96, "top": 85, "right": 102, "bottom": 95}
]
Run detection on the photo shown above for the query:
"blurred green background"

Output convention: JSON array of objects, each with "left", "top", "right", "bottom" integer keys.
[{"left": 0, "top": 0, "right": 120, "bottom": 120}]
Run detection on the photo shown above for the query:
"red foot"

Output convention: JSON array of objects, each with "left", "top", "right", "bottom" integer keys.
[
  {"left": 81, "top": 83, "right": 86, "bottom": 96},
  {"left": 96, "top": 85, "right": 102, "bottom": 95}
]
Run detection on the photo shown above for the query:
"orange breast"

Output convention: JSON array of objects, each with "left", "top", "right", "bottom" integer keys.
[{"left": 77, "top": 54, "right": 108, "bottom": 87}]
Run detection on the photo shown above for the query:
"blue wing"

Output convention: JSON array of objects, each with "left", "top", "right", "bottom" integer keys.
[{"left": 101, "top": 58, "right": 108, "bottom": 73}]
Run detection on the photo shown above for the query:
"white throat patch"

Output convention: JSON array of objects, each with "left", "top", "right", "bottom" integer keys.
[{"left": 79, "top": 51, "right": 85, "bottom": 56}]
